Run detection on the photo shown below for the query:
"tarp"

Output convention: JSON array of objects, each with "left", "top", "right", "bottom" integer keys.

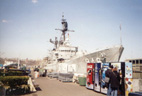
[{"left": 0, "top": 64, "right": 3, "bottom": 68}]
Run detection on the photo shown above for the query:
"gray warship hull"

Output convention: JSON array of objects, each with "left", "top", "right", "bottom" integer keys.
[
  {"left": 46, "top": 45, "right": 124, "bottom": 75},
  {"left": 67, "top": 45, "right": 124, "bottom": 74}
]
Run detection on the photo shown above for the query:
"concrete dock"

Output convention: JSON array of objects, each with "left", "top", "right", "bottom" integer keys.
[{"left": 21, "top": 77, "right": 105, "bottom": 96}]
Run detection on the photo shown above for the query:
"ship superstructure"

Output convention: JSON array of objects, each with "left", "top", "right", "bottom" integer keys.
[{"left": 48, "top": 15, "right": 79, "bottom": 64}]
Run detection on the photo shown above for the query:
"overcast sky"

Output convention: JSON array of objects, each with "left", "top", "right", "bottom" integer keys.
[{"left": 0, "top": 0, "right": 142, "bottom": 60}]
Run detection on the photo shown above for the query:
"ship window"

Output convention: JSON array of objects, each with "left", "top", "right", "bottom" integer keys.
[
  {"left": 136, "top": 60, "right": 139, "bottom": 64},
  {"left": 132, "top": 60, "right": 135, "bottom": 64},
  {"left": 140, "top": 60, "right": 142, "bottom": 64}
]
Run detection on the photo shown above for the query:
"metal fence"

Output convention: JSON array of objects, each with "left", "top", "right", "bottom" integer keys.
[
  {"left": 58, "top": 73, "right": 74, "bottom": 82},
  {"left": 133, "top": 65, "right": 142, "bottom": 79}
]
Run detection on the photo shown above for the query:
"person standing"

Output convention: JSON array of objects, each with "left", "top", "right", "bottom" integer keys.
[
  {"left": 105, "top": 65, "right": 113, "bottom": 96},
  {"left": 43, "top": 69, "right": 47, "bottom": 77},
  {"left": 110, "top": 66, "right": 120, "bottom": 96}
]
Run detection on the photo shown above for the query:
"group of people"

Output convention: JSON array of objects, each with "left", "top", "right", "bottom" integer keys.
[
  {"left": 34, "top": 67, "right": 47, "bottom": 78},
  {"left": 105, "top": 65, "right": 122, "bottom": 96}
]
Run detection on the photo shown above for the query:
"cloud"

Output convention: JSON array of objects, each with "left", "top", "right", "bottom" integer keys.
[
  {"left": 2, "top": 19, "right": 8, "bottom": 23},
  {"left": 32, "top": 0, "right": 38, "bottom": 4}
]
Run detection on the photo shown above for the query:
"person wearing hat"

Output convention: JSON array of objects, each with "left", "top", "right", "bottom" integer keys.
[
  {"left": 105, "top": 65, "right": 113, "bottom": 96},
  {"left": 110, "top": 66, "right": 121, "bottom": 96}
]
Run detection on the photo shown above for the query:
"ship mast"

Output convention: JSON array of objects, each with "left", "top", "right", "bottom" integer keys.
[
  {"left": 50, "top": 14, "right": 75, "bottom": 48},
  {"left": 55, "top": 14, "right": 74, "bottom": 42}
]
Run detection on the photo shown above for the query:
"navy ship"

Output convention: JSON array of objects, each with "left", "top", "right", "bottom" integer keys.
[{"left": 46, "top": 15, "right": 124, "bottom": 75}]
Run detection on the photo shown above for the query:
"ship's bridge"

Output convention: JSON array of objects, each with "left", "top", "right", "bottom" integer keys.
[{"left": 54, "top": 46, "right": 78, "bottom": 60}]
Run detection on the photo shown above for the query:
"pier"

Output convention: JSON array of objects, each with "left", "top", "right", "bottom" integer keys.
[{"left": 21, "top": 76, "right": 105, "bottom": 96}]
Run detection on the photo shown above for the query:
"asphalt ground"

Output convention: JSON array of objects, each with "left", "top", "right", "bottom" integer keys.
[{"left": 21, "top": 76, "right": 106, "bottom": 96}]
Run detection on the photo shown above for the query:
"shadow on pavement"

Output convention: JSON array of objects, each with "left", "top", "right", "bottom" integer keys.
[{"left": 35, "top": 86, "right": 42, "bottom": 91}]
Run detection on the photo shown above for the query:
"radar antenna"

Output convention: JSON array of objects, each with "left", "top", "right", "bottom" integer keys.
[{"left": 50, "top": 37, "right": 58, "bottom": 49}]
